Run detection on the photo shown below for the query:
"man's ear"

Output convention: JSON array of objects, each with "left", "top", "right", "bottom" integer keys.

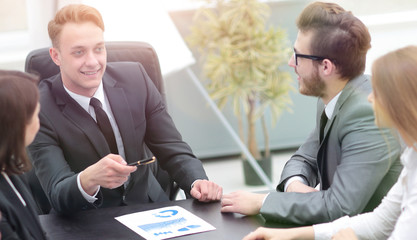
[
  {"left": 321, "top": 59, "right": 335, "bottom": 76},
  {"left": 49, "top": 47, "right": 61, "bottom": 66}
]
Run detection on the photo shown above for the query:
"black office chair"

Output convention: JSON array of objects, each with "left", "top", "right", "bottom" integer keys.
[{"left": 24, "top": 41, "right": 180, "bottom": 214}]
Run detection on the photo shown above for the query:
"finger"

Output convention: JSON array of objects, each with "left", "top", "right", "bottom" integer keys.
[
  {"left": 216, "top": 187, "right": 223, "bottom": 200},
  {"left": 242, "top": 230, "right": 262, "bottom": 240},
  {"left": 105, "top": 155, "right": 137, "bottom": 174},
  {"left": 220, "top": 197, "right": 233, "bottom": 207},
  {"left": 106, "top": 154, "right": 127, "bottom": 164},
  {"left": 109, "top": 161, "right": 137, "bottom": 175},
  {"left": 208, "top": 184, "right": 220, "bottom": 201},
  {"left": 220, "top": 205, "right": 235, "bottom": 213},
  {"left": 242, "top": 232, "right": 254, "bottom": 240},
  {"left": 216, "top": 193, "right": 222, "bottom": 200},
  {"left": 197, "top": 182, "right": 209, "bottom": 201},
  {"left": 190, "top": 187, "right": 202, "bottom": 199},
  {"left": 203, "top": 180, "right": 220, "bottom": 200}
]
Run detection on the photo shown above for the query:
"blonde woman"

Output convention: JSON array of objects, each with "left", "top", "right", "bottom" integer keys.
[{"left": 243, "top": 46, "right": 417, "bottom": 239}]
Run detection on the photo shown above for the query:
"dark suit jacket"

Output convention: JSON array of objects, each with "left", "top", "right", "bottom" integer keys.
[
  {"left": 29, "top": 62, "right": 208, "bottom": 214},
  {"left": 261, "top": 74, "right": 403, "bottom": 225},
  {"left": 0, "top": 173, "right": 46, "bottom": 240}
]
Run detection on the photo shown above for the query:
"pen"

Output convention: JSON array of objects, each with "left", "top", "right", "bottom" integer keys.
[{"left": 128, "top": 156, "right": 156, "bottom": 166}]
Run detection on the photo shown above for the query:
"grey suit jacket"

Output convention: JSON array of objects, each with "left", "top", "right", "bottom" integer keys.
[
  {"left": 0, "top": 174, "right": 47, "bottom": 240},
  {"left": 29, "top": 62, "right": 208, "bottom": 214},
  {"left": 261, "top": 74, "right": 402, "bottom": 225}
]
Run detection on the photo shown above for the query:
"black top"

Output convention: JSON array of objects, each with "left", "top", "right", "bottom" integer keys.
[{"left": 0, "top": 173, "right": 47, "bottom": 240}]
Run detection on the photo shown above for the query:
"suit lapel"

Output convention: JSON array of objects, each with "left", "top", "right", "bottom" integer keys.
[
  {"left": 51, "top": 72, "right": 142, "bottom": 187},
  {"left": 102, "top": 74, "right": 139, "bottom": 163},
  {"left": 329, "top": 75, "right": 368, "bottom": 126},
  {"left": 320, "top": 75, "right": 368, "bottom": 145},
  {"left": 102, "top": 74, "right": 142, "bottom": 194},
  {"left": 0, "top": 174, "right": 45, "bottom": 239},
  {"left": 12, "top": 175, "right": 45, "bottom": 239},
  {"left": 317, "top": 75, "right": 369, "bottom": 189},
  {"left": 51, "top": 75, "right": 110, "bottom": 157}
]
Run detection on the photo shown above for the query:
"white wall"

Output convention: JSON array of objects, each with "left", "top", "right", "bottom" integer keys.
[{"left": 360, "top": 10, "right": 417, "bottom": 74}]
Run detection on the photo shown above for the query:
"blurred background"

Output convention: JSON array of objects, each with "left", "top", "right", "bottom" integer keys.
[{"left": 1, "top": 0, "right": 417, "bottom": 193}]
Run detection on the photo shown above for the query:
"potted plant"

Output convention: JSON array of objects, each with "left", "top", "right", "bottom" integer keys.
[{"left": 187, "top": 0, "right": 294, "bottom": 185}]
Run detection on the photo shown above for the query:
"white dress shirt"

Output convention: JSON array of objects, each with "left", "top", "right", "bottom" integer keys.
[
  {"left": 64, "top": 82, "right": 125, "bottom": 203},
  {"left": 314, "top": 146, "right": 417, "bottom": 239}
]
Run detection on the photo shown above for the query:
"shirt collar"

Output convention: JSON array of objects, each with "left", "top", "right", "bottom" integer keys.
[
  {"left": 402, "top": 146, "right": 417, "bottom": 167},
  {"left": 324, "top": 91, "right": 342, "bottom": 119},
  {"left": 63, "top": 81, "right": 105, "bottom": 113}
]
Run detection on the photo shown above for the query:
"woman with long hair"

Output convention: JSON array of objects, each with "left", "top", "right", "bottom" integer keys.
[
  {"left": 0, "top": 70, "right": 46, "bottom": 239},
  {"left": 243, "top": 46, "right": 417, "bottom": 240}
]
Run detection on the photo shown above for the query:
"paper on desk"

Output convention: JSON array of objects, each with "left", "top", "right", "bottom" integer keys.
[{"left": 115, "top": 206, "right": 216, "bottom": 240}]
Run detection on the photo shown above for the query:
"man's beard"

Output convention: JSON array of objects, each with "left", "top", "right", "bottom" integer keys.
[{"left": 298, "top": 68, "right": 325, "bottom": 97}]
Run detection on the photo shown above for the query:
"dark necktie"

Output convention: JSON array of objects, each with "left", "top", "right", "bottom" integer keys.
[
  {"left": 320, "top": 110, "right": 328, "bottom": 142},
  {"left": 90, "top": 97, "right": 118, "bottom": 154}
]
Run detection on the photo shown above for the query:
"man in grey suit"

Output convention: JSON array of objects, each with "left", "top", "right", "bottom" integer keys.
[
  {"left": 221, "top": 2, "right": 402, "bottom": 225},
  {"left": 28, "top": 4, "right": 222, "bottom": 215}
]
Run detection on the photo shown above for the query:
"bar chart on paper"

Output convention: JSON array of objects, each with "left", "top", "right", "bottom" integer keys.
[{"left": 115, "top": 206, "right": 215, "bottom": 240}]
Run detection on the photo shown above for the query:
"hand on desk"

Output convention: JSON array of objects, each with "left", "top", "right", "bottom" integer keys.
[
  {"left": 80, "top": 154, "right": 137, "bottom": 195},
  {"left": 242, "top": 226, "right": 314, "bottom": 240},
  {"left": 190, "top": 179, "right": 223, "bottom": 202},
  {"left": 243, "top": 227, "right": 283, "bottom": 240},
  {"left": 220, "top": 191, "right": 266, "bottom": 215}
]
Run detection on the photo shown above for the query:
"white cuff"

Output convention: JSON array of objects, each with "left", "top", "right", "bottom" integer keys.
[
  {"left": 313, "top": 216, "right": 350, "bottom": 240},
  {"left": 284, "top": 176, "right": 307, "bottom": 192},
  {"left": 77, "top": 172, "right": 100, "bottom": 203},
  {"left": 262, "top": 192, "right": 270, "bottom": 205}
]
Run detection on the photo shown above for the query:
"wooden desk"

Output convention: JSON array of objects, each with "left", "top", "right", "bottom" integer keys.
[{"left": 39, "top": 199, "right": 275, "bottom": 239}]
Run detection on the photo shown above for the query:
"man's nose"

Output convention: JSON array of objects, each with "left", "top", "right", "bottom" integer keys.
[
  {"left": 85, "top": 51, "right": 99, "bottom": 66},
  {"left": 288, "top": 54, "right": 296, "bottom": 68}
]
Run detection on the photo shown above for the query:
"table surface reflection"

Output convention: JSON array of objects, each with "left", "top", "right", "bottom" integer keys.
[{"left": 39, "top": 199, "right": 282, "bottom": 240}]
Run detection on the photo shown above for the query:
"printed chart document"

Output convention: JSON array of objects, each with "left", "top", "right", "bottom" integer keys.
[{"left": 115, "top": 206, "right": 216, "bottom": 239}]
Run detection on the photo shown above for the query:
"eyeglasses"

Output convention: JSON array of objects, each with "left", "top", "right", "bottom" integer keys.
[{"left": 293, "top": 50, "right": 326, "bottom": 66}]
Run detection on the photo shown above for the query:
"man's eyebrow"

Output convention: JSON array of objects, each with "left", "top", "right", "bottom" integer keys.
[{"left": 70, "top": 46, "right": 84, "bottom": 50}]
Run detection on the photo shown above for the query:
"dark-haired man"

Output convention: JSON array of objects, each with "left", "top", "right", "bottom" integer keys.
[{"left": 221, "top": 1, "right": 402, "bottom": 225}]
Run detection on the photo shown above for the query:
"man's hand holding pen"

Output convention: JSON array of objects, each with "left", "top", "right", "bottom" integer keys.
[
  {"left": 80, "top": 154, "right": 222, "bottom": 202},
  {"left": 79, "top": 155, "right": 155, "bottom": 196},
  {"left": 80, "top": 154, "right": 137, "bottom": 195}
]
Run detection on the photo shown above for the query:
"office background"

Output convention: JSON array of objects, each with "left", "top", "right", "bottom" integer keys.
[{"left": 1, "top": 0, "right": 417, "bottom": 160}]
